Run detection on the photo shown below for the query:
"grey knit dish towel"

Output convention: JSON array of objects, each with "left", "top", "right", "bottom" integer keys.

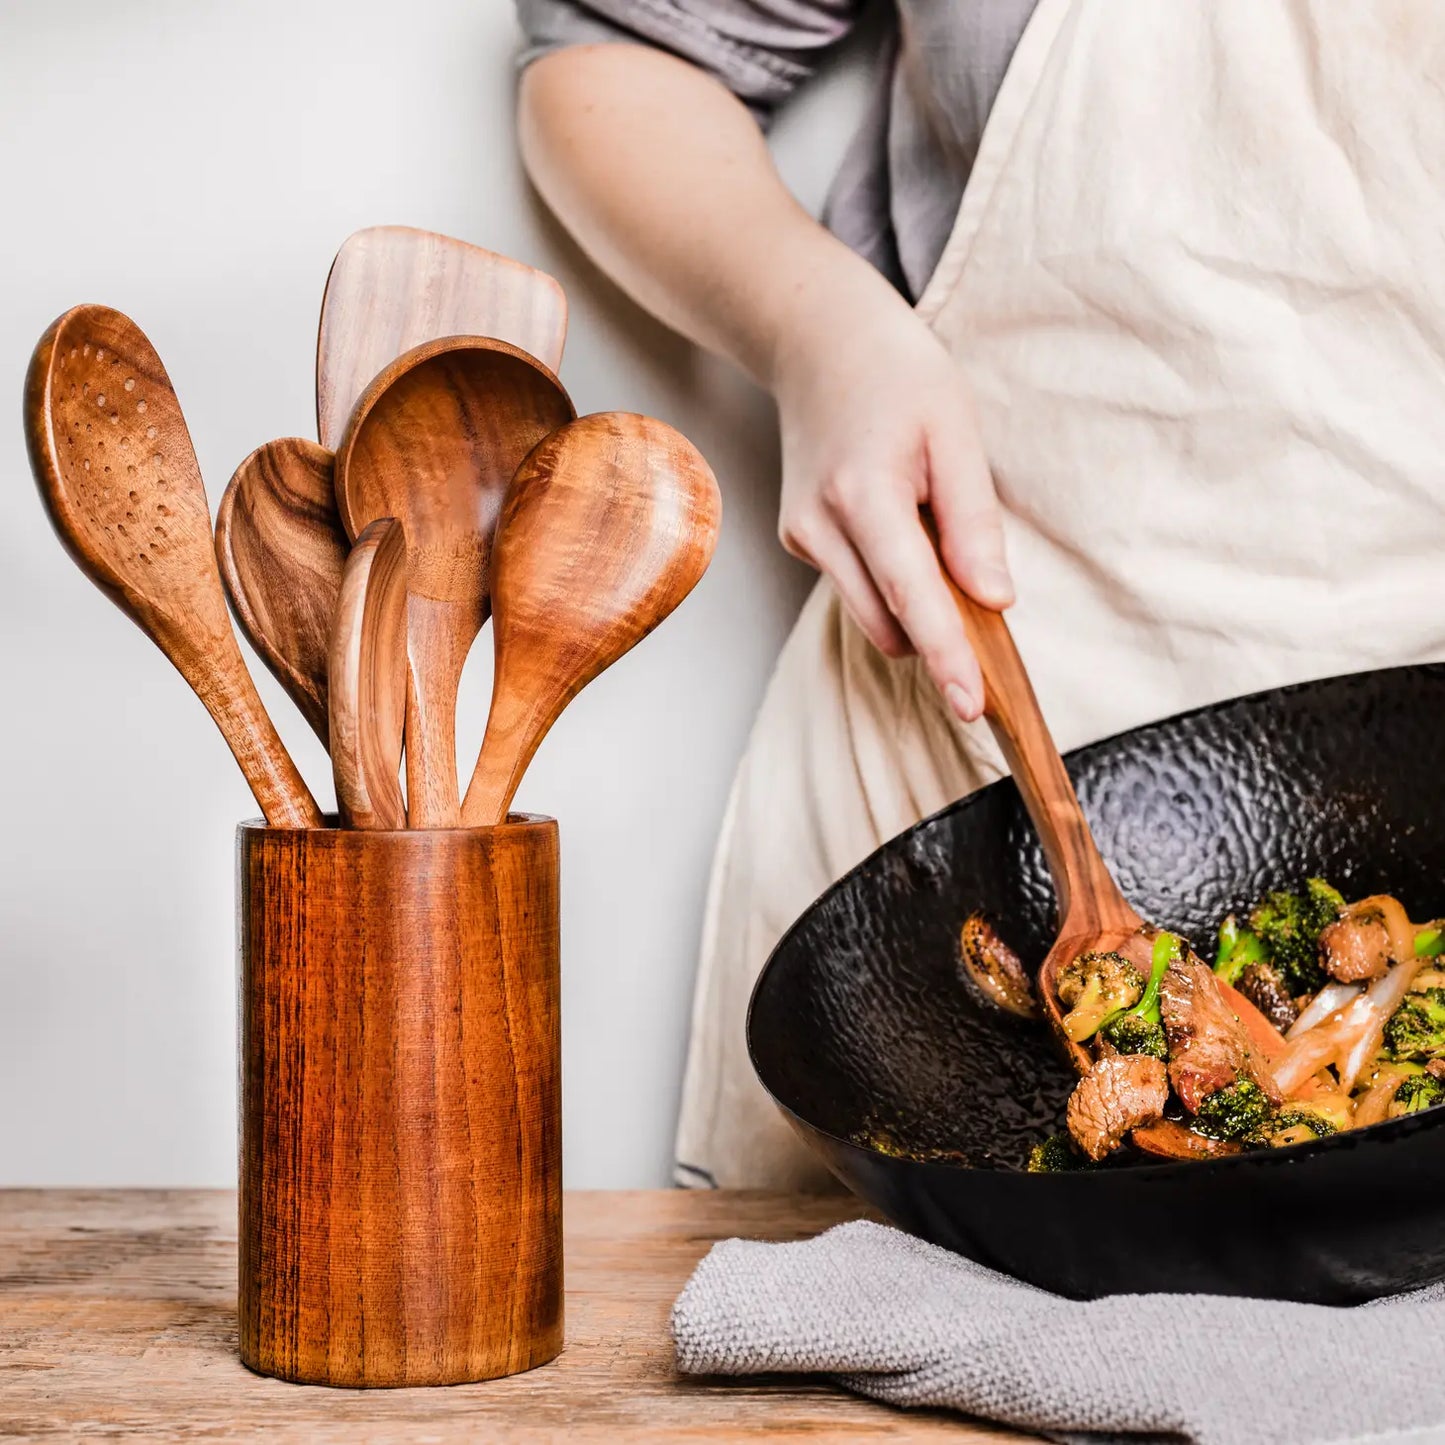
[{"left": 671, "top": 1220, "right": 1445, "bottom": 1445}]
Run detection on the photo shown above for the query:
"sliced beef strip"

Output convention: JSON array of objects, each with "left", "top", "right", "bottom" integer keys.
[
  {"left": 1066, "top": 1053, "right": 1168, "bottom": 1162},
  {"left": 1319, "top": 910, "right": 1393, "bottom": 983},
  {"left": 1237, "top": 961, "right": 1299, "bottom": 1033},
  {"left": 1160, "top": 958, "right": 1283, "bottom": 1113}
]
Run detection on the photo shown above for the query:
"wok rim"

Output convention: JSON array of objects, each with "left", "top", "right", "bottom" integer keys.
[{"left": 746, "top": 659, "right": 1445, "bottom": 1182}]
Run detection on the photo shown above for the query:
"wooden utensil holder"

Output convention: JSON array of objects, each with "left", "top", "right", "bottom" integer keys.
[{"left": 237, "top": 815, "right": 562, "bottom": 1387}]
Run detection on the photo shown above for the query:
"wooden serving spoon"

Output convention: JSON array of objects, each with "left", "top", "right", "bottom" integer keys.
[
  {"left": 328, "top": 518, "right": 408, "bottom": 830},
  {"left": 333, "top": 336, "right": 575, "bottom": 827},
  {"left": 316, "top": 225, "right": 569, "bottom": 451},
  {"left": 215, "top": 437, "right": 347, "bottom": 746},
  {"left": 460, "top": 412, "right": 722, "bottom": 827},
  {"left": 25, "top": 306, "right": 323, "bottom": 829},
  {"left": 925, "top": 513, "right": 1212, "bottom": 1159}
]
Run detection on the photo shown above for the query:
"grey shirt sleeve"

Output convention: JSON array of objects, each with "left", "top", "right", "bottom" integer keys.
[{"left": 514, "top": 0, "right": 863, "bottom": 121}]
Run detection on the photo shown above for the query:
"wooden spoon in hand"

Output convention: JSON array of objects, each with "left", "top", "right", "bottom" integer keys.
[
  {"left": 925, "top": 513, "right": 1211, "bottom": 1159},
  {"left": 460, "top": 412, "right": 722, "bottom": 827},
  {"left": 316, "top": 225, "right": 568, "bottom": 451},
  {"left": 333, "top": 336, "right": 574, "bottom": 827},
  {"left": 215, "top": 437, "right": 347, "bottom": 746},
  {"left": 25, "top": 306, "right": 323, "bottom": 828},
  {"left": 328, "top": 518, "right": 408, "bottom": 830}
]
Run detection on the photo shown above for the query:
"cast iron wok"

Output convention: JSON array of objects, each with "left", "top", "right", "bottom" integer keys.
[{"left": 748, "top": 663, "right": 1445, "bottom": 1303}]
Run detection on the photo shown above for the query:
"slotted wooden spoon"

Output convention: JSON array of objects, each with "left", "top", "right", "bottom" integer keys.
[
  {"left": 333, "top": 335, "right": 574, "bottom": 827},
  {"left": 215, "top": 437, "right": 347, "bottom": 745},
  {"left": 460, "top": 412, "right": 721, "bottom": 827},
  {"left": 328, "top": 518, "right": 408, "bottom": 830},
  {"left": 926, "top": 513, "right": 1209, "bottom": 1159},
  {"left": 25, "top": 306, "right": 322, "bottom": 828},
  {"left": 316, "top": 225, "right": 568, "bottom": 451}
]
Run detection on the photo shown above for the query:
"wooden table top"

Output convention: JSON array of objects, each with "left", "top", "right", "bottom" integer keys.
[{"left": 0, "top": 1189, "right": 1031, "bottom": 1442}]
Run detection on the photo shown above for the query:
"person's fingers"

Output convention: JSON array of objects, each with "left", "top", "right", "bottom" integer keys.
[
  {"left": 925, "top": 413, "right": 1014, "bottom": 610},
  {"left": 783, "top": 512, "right": 911, "bottom": 658},
  {"left": 841, "top": 485, "right": 985, "bottom": 720}
]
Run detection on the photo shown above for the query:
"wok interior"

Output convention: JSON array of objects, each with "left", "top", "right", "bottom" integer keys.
[{"left": 750, "top": 665, "right": 1445, "bottom": 1172}]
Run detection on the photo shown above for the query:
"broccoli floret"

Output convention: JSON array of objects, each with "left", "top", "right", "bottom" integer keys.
[
  {"left": 1242, "top": 879, "right": 1345, "bottom": 996},
  {"left": 1056, "top": 951, "right": 1144, "bottom": 1043},
  {"left": 1027, "top": 1133, "right": 1085, "bottom": 1172},
  {"left": 1415, "top": 925, "right": 1445, "bottom": 960},
  {"left": 1214, "top": 915, "right": 1268, "bottom": 985},
  {"left": 1389, "top": 1073, "right": 1445, "bottom": 1117},
  {"left": 1193, "top": 1079, "right": 1275, "bottom": 1142},
  {"left": 1217, "top": 878, "right": 1345, "bottom": 995},
  {"left": 1267, "top": 1107, "right": 1339, "bottom": 1147},
  {"left": 1384, "top": 989, "right": 1445, "bottom": 1062},
  {"left": 1100, "top": 1011, "right": 1168, "bottom": 1060}
]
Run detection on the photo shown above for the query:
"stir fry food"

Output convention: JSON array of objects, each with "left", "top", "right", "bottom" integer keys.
[{"left": 1017, "top": 882, "right": 1445, "bottom": 1169}]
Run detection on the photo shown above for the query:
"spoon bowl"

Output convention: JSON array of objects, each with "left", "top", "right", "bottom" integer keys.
[
  {"left": 460, "top": 412, "right": 722, "bottom": 827},
  {"left": 25, "top": 305, "right": 321, "bottom": 828},
  {"left": 215, "top": 436, "right": 346, "bottom": 745},
  {"left": 329, "top": 518, "right": 409, "bottom": 830},
  {"left": 333, "top": 335, "right": 574, "bottom": 826}
]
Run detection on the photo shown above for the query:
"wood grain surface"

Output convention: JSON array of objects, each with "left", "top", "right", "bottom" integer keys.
[
  {"left": 0, "top": 1189, "right": 1028, "bottom": 1442},
  {"left": 327, "top": 517, "right": 408, "bottom": 829},
  {"left": 238, "top": 817, "right": 561, "bottom": 1385},
  {"left": 24, "top": 306, "right": 322, "bottom": 828},
  {"left": 316, "top": 225, "right": 569, "bottom": 452},
  {"left": 216, "top": 437, "right": 347, "bottom": 747},
  {"left": 461, "top": 412, "right": 721, "bottom": 826},
  {"left": 333, "top": 336, "right": 574, "bottom": 827}
]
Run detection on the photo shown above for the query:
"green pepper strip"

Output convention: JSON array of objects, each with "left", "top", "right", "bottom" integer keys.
[{"left": 1415, "top": 926, "right": 1445, "bottom": 959}]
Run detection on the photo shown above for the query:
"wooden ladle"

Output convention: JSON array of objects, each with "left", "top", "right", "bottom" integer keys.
[
  {"left": 333, "top": 336, "right": 575, "bottom": 827},
  {"left": 927, "top": 514, "right": 1207, "bottom": 1159},
  {"left": 316, "top": 225, "right": 569, "bottom": 451},
  {"left": 215, "top": 437, "right": 347, "bottom": 746},
  {"left": 460, "top": 412, "right": 722, "bottom": 828},
  {"left": 328, "top": 518, "right": 408, "bottom": 830},
  {"left": 25, "top": 306, "right": 322, "bottom": 829}
]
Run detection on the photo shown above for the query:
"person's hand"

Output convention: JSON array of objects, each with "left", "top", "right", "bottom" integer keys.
[{"left": 770, "top": 284, "right": 1013, "bottom": 722}]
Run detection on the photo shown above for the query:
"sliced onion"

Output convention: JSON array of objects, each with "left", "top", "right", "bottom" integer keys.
[
  {"left": 1338, "top": 952, "right": 1428, "bottom": 1090},
  {"left": 1287, "top": 982, "right": 1361, "bottom": 1040},
  {"left": 1274, "top": 1004, "right": 1367, "bottom": 1095}
]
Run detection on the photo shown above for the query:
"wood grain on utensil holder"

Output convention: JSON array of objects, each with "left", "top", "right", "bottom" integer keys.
[{"left": 238, "top": 816, "right": 561, "bottom": 1387}]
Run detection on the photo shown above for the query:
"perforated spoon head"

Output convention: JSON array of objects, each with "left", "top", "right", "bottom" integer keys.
[
  {"left": 25, "top": 305, "right": 321, "bottom": 827},
  {"left": 333, "top": 334, "right": 574, "bottom": 827},
  {"left": 460, "top": 412, "right": 722, "bottom": 827},
  {"left": 216, "top": 437, "right": 346, "bottom": 745}
]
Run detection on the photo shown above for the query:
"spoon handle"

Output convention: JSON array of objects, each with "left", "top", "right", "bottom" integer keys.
[
  {"left": 174, "top": 631, "right": 324, "bottom": 829},
  {"left": 924, "top": 512, "right": 1130, "bottom": 931},
  {"left": 402, "top": 596, "right": 467, "bottom": 828}
]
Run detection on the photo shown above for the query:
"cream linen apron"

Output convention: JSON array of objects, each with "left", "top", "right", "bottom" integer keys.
[{"left": 674, "top": 0, "right": 1445, "bottom": 1191}]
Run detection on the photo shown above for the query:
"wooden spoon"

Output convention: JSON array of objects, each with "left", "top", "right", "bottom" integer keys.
[
  {"left": 460, "top": 412, "right": 722, "bottom": 827},
  {"left": 25, "top": 306, "right": 323, "bottom": 829},
  {"left": 316, "top": 225, "right": 568, "bottom": 451},
  {"left": 328, "top": 518, "right": 408, "bottom": 830},
  {"left": 925, "top": 513, "right": 1211, "bottom": 1159},
  {"left": 215, "top": 437, "right": 347, "bottom": 746},
  {"left": 333, "top": 336, "right": 575, "bottom": 827}
]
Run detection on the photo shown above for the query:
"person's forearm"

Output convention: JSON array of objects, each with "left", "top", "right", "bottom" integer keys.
[{"left": 517, "top": 43, "right": 906, "bottom": 387}]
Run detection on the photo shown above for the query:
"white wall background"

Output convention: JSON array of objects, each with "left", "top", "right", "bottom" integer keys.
[{"left": 0, "top": 1, "right": 870, "bottom": 1186}]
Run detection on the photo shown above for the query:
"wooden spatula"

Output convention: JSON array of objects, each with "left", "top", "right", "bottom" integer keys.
[
  {"left": 925, "top": 513, "right": 1210, "bottom": 1159},
  {"left": 25, "top": 306, "right": 322, "bottom": 828},
  {"left": 215, "top": 437, "right": 347, "bottom": 746},
  {"left": 328, "top": 518, "right": 408, "bottom": 830},
  {"left": 460, "top": 413, "right": 721, "bottom": 827},
  {"left": 316, "top": 225, "right": 569, "bottom": 451},
  {"left": 333, "top": 335, "right": 574, "bottom": 827}
]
